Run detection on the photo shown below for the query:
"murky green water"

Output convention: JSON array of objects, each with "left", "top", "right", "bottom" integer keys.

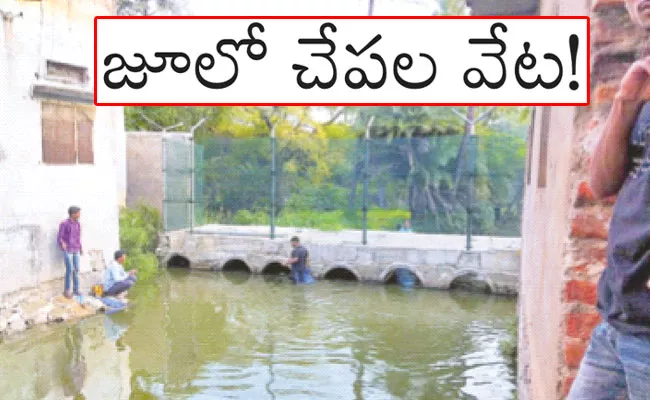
[{"left": 0, "top": 269, "right": 516, "bottom": 400}]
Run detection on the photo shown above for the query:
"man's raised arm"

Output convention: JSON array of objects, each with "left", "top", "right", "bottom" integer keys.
[{"left": 590, "top": 58, "right": 650, "bottom": 199}]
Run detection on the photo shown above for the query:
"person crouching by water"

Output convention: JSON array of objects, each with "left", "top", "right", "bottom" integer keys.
[
  {"left": 284, "top": 236, "right": 314, "bottom": 284},
  {"left": 103, "top": 250, "right": 137, "bottom": 300}
]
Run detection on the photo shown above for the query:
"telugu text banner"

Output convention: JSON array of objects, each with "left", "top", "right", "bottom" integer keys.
[{"left": 94, "top": 16, "right": 590, "bottom": 106}]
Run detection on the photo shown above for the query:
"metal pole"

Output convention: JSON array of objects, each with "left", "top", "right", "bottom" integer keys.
[
  {"left": 270, "top": 125, "right": 277, "bottom": 240},
  {"left": 162, "top": 137, "right": 168, "bottom": 232},
  {"left": 466, "top": 182, "right": 473, "bottom": 250},
  {"left": 364, "top": 3, "right": 373, "bottom": 251},
  {"left": 188, "top": 118, "right": 206, "bottom": 235},
  {"left": 190, "top": 136, "right": 195, "bottom": 234},
  {"left": 362, "top": 116, "right": 375, "bottom": 245},
  {"left": 466, "top": 135, "right": 477, "bottom": 251}
]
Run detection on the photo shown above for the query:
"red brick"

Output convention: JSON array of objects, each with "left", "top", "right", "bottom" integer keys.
[
  {"left": 562, "top": 374, "right": 577, "bottom": 398},
  {"left": 566, "top": 313, "right": 602, "bottom": 340},
  {"left": 565, "top": 280, "right": 599, "bottom": 305},
  {"left": 571, "top": 212, "right": 609, "bottom": 240},
  {"left": 575, "top": 181, "right": 596, "bottom": 207},
  {"left": 574, "top": 181, "right": 618, "bottom": 207},
  {"left": 587, "top": 245, "right": 608, "bottom": 263},
  {"left": 569, "top": 263, "right": 589, "bottom": 276},
  {"left": 570, "top": 244, "right": 608, "bottom": 271},
  {"left": 594, "top": 83, "right": 618, "bottom": 105},
  {"left": 565, "top": 340, "right": 588, "bottom": 368}
]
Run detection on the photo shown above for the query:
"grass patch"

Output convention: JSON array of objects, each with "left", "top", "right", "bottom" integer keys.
[
  {"left": 499, "top": 317, "right": 518, "bottom": 371},
  {"left": 211, "top": 208, "right": 411, "bottom": 232}
]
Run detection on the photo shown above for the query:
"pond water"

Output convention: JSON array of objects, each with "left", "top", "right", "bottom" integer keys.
[{"left": 0, "top": 269, "right": 517, "bottom": 400}]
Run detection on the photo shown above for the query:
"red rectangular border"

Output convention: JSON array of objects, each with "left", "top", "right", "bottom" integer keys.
[{"left": 94, "top": 15, "right": 591, "bottom": 107}]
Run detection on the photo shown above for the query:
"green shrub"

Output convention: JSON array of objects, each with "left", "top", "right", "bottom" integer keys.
[
  {"left": 123, "top": 252, "right": 159, "bottom": 281},
  {"left": 284, "top": 184, "right": 349, "bottom": 211},
  {"left": 366, "top": 209, "right": 411, "bottom": 230},
  {"left": 119, "top": 204, "right": 163, "bottom": 281},
  {"left": 201, "top": 208, "right": 412, "bottom": 232},
  {"left": 119, "top": 204, "right": 162, "bottom": 253},
  {"left": 277, "top": 210, "right": 348, "bottom": 231},
  {"left": 232, "top": 209, "right": 269, "bottom": 225},
  {"left": 499, "top": 317, "right": 518, "bottom": 370}
]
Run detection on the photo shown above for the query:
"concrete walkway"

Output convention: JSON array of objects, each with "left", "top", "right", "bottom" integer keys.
[{"left": 190, "top": 224, "right": 521, "bottom": 251}]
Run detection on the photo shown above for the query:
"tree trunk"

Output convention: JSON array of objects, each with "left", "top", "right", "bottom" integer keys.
[{"left": 452, "top": 106, "right": 475, "bottom": 197}]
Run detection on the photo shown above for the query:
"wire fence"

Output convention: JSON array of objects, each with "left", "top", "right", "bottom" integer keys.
[{"left": 163, "top": 134, "right": 526, "bottom": 243}]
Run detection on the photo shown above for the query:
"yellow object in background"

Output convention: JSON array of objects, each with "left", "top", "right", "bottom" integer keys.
[{"left": 92, "top": 284, "right": 103, "bottom": 297}]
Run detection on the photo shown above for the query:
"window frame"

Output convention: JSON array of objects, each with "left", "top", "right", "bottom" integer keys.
[{"left": 41, "top": 100, "right": 95, "bottom": 166}]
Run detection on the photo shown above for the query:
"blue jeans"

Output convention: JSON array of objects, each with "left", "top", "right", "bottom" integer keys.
[
  {"left": 63, "top": 251, "right": 80, "bottom": 294},
  {"left": 102, "top": 297, "right": 128, "bottom": 315},
  {"left": 567, "top": 321, "right": 650, "bottom": 400},
  {"left": 104, "top": 275, "right": 136, "bottom": 296},
  {"left": 290, "top": 267, "right": 314, "bottom": 284}
]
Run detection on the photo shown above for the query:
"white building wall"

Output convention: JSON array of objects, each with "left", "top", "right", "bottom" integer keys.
[{"left": 0, "top": 0, "right": 123, "bottom": 298}]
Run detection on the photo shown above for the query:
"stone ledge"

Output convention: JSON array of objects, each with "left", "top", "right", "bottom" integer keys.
[{"left": 0, "top": 294, "right": 105, "bottom": 338}]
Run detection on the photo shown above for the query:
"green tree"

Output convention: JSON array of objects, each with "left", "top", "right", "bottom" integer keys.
[
  {"left": 124, "top": 105, "right": 528, "bottom": 235},
  {"left": 338, "top": 106, "right": 529, "bottom": 234},
  {"left": 119, "top": 204, "right": 163, "bottom": 280},
  {"left": 434, "top": 0, "right": 469, "bottom": 15}
]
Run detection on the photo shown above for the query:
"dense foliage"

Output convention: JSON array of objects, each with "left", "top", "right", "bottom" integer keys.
[
  {"left": 127, "top": 106, "right": 529, "bottom": 236},
  {"left": 119, "top": 204, "right": 163, "bottom": 281}
]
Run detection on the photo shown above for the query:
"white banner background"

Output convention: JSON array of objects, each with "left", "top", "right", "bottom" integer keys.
[{"left": 95, "top": 17, "right": 589, "bottom": 105}]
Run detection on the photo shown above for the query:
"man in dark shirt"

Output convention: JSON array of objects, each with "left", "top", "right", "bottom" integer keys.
[
  {"left": 284, "top": 236, "right": 314, "bottom": 284},
  {"left": 57, "top": 206, "right": 83, "bottom": 298},
  {"left": 568, "top": 1, "right": 650, "bottom": 397}
]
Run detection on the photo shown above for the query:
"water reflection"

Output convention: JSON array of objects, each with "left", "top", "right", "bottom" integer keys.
[
  {"left": 0, "top": 270, "right": 516, "bottom": 400},
  {"left": 223, "top": 270, "right": 252, "bottom": 285},
  {"left": 59, "top": 325, "right": 87, "bottom": 399},
  {"left": 103, "top": 316, "right": 127, "bottom": 342}
]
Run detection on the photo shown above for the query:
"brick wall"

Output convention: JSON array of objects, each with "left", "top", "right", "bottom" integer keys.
[{"left": 560, "top": 0, "right": 647, "bottom": 396}]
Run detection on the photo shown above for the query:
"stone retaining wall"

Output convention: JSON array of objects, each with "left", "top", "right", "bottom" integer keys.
[{"left": 157, "top": 229, "right": 521, "bottom": 295}]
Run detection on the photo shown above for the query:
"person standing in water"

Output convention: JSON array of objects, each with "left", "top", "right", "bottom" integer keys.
[{"left": 284, "top": 236, "right": 314, "bottom": 284}]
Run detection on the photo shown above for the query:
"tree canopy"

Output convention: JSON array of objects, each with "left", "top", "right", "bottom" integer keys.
[{"left": 127, "top": 105, "right": 529, "bottom": 236}]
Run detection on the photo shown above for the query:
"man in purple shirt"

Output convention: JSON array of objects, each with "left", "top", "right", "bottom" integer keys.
[{"left": 58, "top": 206, "right": 83, "bottom": 298}]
